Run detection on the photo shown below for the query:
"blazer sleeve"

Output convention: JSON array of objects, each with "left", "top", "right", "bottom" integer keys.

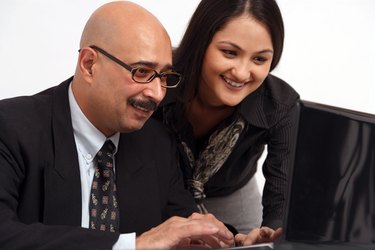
[{"left": 261, "top": 101, "right": 300, "bottom": 229}]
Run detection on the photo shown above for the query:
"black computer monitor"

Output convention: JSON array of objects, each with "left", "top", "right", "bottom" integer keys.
[{"left": 284, "top": 100, "right": 375, "bottom": 243}]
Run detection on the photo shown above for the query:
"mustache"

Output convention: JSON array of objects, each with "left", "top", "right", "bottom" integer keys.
[{"left": 128, "top": 98, "right": 158, "bottom": 112}]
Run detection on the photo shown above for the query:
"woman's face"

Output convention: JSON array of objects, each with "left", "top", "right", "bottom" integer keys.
[{"left": 199, "top": 14, "right": 273, "bottom": 108}]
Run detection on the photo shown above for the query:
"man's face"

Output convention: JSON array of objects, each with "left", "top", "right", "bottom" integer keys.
[{"left": 86, "top": 31, "right": 172, "bottom": 136}]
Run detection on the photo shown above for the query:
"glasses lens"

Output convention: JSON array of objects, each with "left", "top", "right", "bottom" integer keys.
[
  {"left": 165, "top": 73, "right": 181, "bottom": 87},
  {"left": 132, "top": 67, "right": 181, "bottom": 87},
  {"left": 133, "top": 67, "right": 155, "bottom": 83}
]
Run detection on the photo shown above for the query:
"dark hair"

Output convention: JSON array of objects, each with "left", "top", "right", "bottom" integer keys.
[{"left": 174, "top": 0, "right": 284, "bottom": 104}]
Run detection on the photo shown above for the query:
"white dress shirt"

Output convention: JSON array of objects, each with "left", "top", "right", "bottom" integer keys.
[{"left": 69, "top": 83, "right": 136, "bottom": 249}]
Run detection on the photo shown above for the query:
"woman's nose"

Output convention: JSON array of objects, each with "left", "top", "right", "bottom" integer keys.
[{"left": 231, "top": 62, "right": 252, "bottom": 83}]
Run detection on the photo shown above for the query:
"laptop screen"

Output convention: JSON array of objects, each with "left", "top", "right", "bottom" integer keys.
[{"left": 284, "top": 100, "right": 375, "bottom": 243}]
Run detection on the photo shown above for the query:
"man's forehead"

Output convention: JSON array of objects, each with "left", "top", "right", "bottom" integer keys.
[{"left": 118, "top": 40, "right": 172, "bottom": 69}]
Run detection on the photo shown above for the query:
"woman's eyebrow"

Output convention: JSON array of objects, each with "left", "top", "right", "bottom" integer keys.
[
  {"left": 217, "top": 41, "right": 274, "bottom": 54},
  {"left": 217, "top": 41, "right": 243, "bottom": 50}
]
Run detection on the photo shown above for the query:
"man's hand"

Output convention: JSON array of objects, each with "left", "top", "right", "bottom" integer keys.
[
  {"left": 136, "top": 213, "right": 234, "bottom": 249},
  {"left": 235, "top": 227, "right": 282, "bottom": 246}
]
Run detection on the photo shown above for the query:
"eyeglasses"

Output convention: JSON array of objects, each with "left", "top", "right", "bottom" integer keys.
[{"left": 88, "top": 45, "right": 182, "bottom": 88}]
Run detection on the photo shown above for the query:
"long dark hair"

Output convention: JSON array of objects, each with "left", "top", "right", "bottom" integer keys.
[{"left": 174, "top": 0, "right": 284, "bottom": 105}]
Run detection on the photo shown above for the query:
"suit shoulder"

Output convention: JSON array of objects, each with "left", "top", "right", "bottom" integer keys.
[
  {"left": 0, "top": 85, "right": 55, "bottom": 110},
  {"left": 0, "top": 88, "right": 55, "bottom": 130}
]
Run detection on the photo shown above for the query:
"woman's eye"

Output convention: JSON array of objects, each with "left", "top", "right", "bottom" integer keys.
[
  {"left": 254, "top": 57, "right": 267, "bottom": 63},
  {"left": 222, "top": 49, "right": 237, "bottom": 57}
]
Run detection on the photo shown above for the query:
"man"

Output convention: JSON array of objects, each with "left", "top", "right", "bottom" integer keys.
[{"left": 0, "top": 1, "right": 234, "bottom": 249}]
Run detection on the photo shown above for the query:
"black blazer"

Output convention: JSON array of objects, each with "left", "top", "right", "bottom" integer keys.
[{"left": 0, "top": 78, "right": 196, "bottom": 249}]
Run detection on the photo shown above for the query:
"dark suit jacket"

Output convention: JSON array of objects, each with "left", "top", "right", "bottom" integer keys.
[{"left": 0, "top": 78, "right": 196, "bottom": 249}]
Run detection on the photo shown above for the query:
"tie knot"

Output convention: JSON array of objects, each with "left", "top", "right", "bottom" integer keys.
[{"left": 96, "top": 140, "right": 116, "bottom": 168}]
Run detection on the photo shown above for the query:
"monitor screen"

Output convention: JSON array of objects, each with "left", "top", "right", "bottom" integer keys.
[{"left": 285, "top": 100, "right": 375, "bottom": 243}]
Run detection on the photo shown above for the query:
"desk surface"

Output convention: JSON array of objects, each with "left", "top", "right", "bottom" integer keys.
[
  {"left": 275, "top": 242, "right": 375, "bottom": 250},
  {"left": 218, "top": 242, "right": 374, "bottom": 250}
]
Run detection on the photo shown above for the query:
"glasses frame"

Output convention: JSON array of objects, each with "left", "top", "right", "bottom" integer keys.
[{"left": 87, "top": 45, "right": 181, "bottom": 88}]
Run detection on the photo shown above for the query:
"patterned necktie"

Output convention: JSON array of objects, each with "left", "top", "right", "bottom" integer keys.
[{"left": 89, "top": 140, "right": 119, "bottom": 232}]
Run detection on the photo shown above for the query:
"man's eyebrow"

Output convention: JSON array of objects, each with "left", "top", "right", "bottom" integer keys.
[{"left": 132, "top": 60, "right": 174, "bottom": 71}]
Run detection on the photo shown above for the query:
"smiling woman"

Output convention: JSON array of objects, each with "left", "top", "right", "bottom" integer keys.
[
  {"left": 154, "top": 0, "right": 299, "bottom": 240},
  {"left": 200, "top": 15, "right": 274, "bottom": 109}
]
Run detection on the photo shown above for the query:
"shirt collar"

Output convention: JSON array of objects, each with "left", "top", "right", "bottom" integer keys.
[{"left": 68, "top": 82, "right": 120, "bottom": 161}]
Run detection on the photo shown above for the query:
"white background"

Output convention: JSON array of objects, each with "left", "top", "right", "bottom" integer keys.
[{"left": 1, "top": 0, "right": 375, "bottom": 190}]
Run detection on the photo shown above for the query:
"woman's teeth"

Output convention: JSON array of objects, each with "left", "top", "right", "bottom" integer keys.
[{"left": 223, "top": 77, "right": 245, "bottom": 88}]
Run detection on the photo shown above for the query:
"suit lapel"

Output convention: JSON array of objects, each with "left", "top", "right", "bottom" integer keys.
[{"left": 43, "top": 78, "right": 82, "bottom": 226}]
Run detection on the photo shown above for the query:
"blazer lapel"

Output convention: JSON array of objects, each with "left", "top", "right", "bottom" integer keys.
[{"left": 43, "top": 78, "right": 82, "bottom": 226}]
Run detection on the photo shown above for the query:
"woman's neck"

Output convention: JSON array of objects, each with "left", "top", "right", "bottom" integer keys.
[{"left": 186, "top": 97, "right": 235, "bottom": 138}]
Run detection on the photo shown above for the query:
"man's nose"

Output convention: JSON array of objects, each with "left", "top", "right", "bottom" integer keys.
[{"left": 143, "top": 77, "right": 166, "bottom": 103}]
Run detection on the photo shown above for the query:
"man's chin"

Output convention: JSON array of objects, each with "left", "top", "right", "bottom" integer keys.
[{"left": 120, "top": 120, "right": 147, "bottom": 133}]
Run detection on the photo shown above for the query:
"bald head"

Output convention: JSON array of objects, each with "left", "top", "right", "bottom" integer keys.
[
  {"left": 80, "top": 1, "right": 170, "bottom": 51},
  {"left": 72, "top": 1, "right": 173, "bottom": 136},
  {"left": 74, "top": 0, "right": 173, "bottom": 87}
]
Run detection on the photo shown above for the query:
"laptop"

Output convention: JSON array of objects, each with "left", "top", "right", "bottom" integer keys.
[
  {"left": 283, "top": 100, "right": 375, "bottom": 244},
  {"left": 223, "top": 100, "right": 375, "bottom": 250}
]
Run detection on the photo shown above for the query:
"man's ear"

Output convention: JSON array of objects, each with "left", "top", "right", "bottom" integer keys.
[{"left": 78, "top": 47, "right": 97, "bottom": 81}]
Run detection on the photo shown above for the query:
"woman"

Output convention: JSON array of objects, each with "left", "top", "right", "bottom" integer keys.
[{"left": 156, "top": 0, "right": 299, "bottom": 237}]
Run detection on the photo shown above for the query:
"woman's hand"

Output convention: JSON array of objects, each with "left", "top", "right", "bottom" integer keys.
[{"left": 235, "top": 227, "right": 282, "bottom": 246}]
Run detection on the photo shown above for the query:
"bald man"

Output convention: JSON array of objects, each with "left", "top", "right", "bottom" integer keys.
[{"left": 0, "top": 1, "right": 234, "bottom": 249}]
